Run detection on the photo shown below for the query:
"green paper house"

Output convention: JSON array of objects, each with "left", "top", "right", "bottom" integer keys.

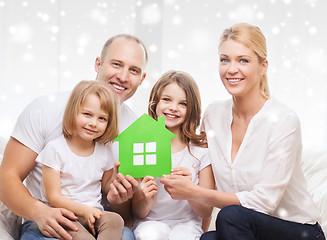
[{"left": 113, "top": 113, "right": 176, "bottom": 178}]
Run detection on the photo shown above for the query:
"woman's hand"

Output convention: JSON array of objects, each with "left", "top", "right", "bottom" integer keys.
[
  {"left": 171, "top": 167, "right": 192, "bottom": 180},
  {"left": 160, "top": 167, "right": 196, "bottom": 200}
]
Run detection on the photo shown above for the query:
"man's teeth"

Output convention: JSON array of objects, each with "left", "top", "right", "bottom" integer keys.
[{"left": 113, "top": 84, "right": 125, "bottom": 90}]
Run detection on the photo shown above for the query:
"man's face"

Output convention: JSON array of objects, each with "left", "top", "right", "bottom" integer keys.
[{"left": 95, "top": 37, "right": 146, "bottom": 102}]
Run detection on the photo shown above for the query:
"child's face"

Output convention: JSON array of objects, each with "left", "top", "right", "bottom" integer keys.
[
  {"left": 74, "top": 94, "right": 109, "bottom": 143},
  {"left": 155, "top": 82, "right": 187, "bottom": 134}
]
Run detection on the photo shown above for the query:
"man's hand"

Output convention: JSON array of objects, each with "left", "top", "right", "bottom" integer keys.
[
  {"left": 107, "top": 161, "right": 139, "bottom": 204},
  {"left": 35, "top": 206, "right": 78, "bottom": 240}
]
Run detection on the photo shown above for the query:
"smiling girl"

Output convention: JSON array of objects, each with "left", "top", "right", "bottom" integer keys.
[
  {"left": 36, "top": 80, "right": 124, "bottom": 239},
  {"left": 131, "top": 70, "right": 215, "bottom": 240}
]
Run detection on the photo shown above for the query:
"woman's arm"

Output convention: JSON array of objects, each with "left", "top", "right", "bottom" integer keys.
[
  {"left": 161, "top": 169, "right": 240, "bottom": 210},
  {"left": 187, "top": 165, "right": 215, "bottom": 218},
  {"left": 131, "top": 176, "right": 157, "bottom": 219}
]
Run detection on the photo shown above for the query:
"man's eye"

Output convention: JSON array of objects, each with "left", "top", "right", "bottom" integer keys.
[{"left": 130, "top": 68, "right": 139, "bottom": 75}]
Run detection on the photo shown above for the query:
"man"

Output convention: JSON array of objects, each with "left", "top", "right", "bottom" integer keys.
[{"left": 0, "top": 34, "right": 147, "bottom": 240}]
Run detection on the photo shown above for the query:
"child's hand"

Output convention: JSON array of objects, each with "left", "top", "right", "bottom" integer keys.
[
  {"left": 140, "top": 176, "right": 157, "bottom": 204},
  {"left": 171, "top": 167, "right": 192, "bottom": 181},
  {"left": 82, "top": 206, "right": 103, "bottom": 236}
]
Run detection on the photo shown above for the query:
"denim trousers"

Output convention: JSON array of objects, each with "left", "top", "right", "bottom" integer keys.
[
  {"left": 19, "top": 220, "right": 135, "bottom": 240},
  {"left": 200, "top": 205, "right": 325, "bottom": 240}
]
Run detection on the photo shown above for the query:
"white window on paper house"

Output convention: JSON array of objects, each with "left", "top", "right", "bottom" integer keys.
[{"left": 133, "top": 142, "right": 157, "bottom": 166}]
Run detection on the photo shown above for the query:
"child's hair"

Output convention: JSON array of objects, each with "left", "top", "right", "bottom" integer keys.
[
  {"left": 62, "top": 80, "right": 119, "bottom": 144},
  {"left": 148, "top": 70, "right": 207, "bottom": 148}
]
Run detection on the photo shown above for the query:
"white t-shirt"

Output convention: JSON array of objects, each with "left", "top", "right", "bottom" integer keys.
[
  {"left": 36, "top": 135, "right": 113, "bottom": 210},
  {"left": 134, "top": 145, "right": 211, "bottom": 227},
  {"left": 11, "top": 90, "right": 137, "bottom": 201},
  {"left": 202, "top": 98, "right": 321, "bottom": 224}
]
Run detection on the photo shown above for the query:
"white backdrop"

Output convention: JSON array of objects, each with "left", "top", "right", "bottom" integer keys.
[{"left": 0, "top": 0, "right": 326, "bottom": 151}]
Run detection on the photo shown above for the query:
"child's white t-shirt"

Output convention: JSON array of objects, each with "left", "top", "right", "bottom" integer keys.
[
  {"left": 11, "top": 90, "right": 137, "bottom": 201},
  {"left": 134, "top": 145, "right": 211, "bottom": 227},
  {"left": 36, "top": 135, "right": 114, "bottom": 210}
]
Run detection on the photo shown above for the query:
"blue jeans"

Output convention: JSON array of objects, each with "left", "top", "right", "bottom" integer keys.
[
  {"left": 20, "top": 220, "right": 135, "bottom": 240},
  {"left": 200, "top": 205, "right": 325, "bottom": 240}
]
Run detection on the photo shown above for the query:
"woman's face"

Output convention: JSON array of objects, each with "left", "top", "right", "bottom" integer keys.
[{"left": 218, "top": 39, "right": 267, "bottom": 98}]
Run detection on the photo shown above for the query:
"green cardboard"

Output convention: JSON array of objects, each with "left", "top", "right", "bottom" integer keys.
[{"left": 113, "top": 113, "right": 176, "bottom": 178}]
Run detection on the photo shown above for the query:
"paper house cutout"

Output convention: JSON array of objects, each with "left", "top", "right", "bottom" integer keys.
[{"left": 113, "top": 113, "right": 176, "bottom": 178}]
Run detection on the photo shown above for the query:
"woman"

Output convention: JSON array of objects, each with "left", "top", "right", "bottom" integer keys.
[{"left": 161, "top": 23, "right": 325, "bottom": 240}]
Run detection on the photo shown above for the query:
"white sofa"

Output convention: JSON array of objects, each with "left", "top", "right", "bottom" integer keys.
[{"left": 0, "top": 136, "right": 326, "bottom": 239}]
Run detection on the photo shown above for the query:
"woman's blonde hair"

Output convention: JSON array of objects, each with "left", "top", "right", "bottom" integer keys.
[
  {"left": 62, "top": 80, "right": 119, "bottom": 144},
  {"left": 219, "top": 23, "right": 270, "bottom": 99},
  {"left": 148, "top": 70, "right": 207, "bottom": 149}
]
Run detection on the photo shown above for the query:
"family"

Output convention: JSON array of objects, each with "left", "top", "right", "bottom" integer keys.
[{"left": 0, "top": 23, "right": 325, "bottom": 240}]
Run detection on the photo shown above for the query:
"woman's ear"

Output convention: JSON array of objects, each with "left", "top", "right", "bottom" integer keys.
[{"left": 260, "top": 59, "right": 268, "bottom": 75}]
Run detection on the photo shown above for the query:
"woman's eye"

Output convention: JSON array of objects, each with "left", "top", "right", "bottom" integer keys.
[
  {"left": 162, "top": 98, "right": 170, "bottom": 102},
  {"left": 240, "top": 59, "right": 248, "bottom": 63},
  {"left": 220, "top": 58, "right": 228, "bottom": 63},
  {"left": 180, "top": 102, "right": 187, "bottom": 107},
  {"left": 83, "top": 112, "right": 91, "bottom": 116}
]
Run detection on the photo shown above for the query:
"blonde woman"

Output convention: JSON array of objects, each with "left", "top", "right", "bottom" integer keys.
[{"left": 161, "top": 24, "right": 325, "bottom": 240}]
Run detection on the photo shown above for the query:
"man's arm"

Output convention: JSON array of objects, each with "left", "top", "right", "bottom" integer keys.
[
  {"left": 0, "top": 137, "right": 77, "bottom": 240},
  {"left": 104, "top": 162, "right": 139, "bottom": 227}
]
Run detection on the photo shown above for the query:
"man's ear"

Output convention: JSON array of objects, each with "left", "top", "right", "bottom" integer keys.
[
  {"left": 95, "top": 56, "right": 101, "bottom": 73},
  {"left": 139, "top": 72, "right": 146, "bottom": 86}
]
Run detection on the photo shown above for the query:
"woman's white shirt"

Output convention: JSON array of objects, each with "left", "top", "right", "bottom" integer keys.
[{"left": 202, "top": 98, "right": 321, "bottom": 224}]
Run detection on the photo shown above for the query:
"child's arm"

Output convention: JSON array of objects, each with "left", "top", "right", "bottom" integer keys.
[
  {"left": 131, "top": 176, "right": 157, "bottom": 219},
  {"left": 42, "top": 165, "right": 103, "bottom": 235},
  {"left": 171, "top": 166, "right": 215, "bottom": 218}
]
